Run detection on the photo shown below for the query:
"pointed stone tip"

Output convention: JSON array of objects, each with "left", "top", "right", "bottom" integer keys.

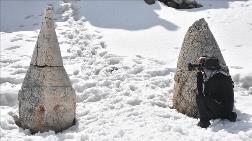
[
  {"left": 44, "top": 6, "right": 54, "bottom": 19},
  {"left": 30, "top": 5, "right": 63, "bottom": 67},
  {"left": 195, "top": 18, "right": 206, "bottom": 24},
  {"left": 189, "top": 18, "right": 209, "bottom": 31}
]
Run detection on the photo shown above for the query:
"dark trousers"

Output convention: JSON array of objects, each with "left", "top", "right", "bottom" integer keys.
[
  {"left": 196, "top": 94, "right": 225, "bottom": 122},
  {"left": 196, "top": 72, "right": 231, "bottom": 122}
]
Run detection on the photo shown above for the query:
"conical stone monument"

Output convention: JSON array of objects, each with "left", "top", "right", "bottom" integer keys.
[
  {"left": 18, "top": 6, "right": 76, "bottom": 133},
  {"left": 173, "top": 18, "right": 226, "bottom": 118}
]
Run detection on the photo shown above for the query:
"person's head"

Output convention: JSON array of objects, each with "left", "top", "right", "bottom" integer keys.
[{"left": 198, "top": 56, "right": 221, "bottom": 70}]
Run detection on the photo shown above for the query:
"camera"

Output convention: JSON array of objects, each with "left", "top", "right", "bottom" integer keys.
[{"left": 188, "top": 56, "right": 220, "bottom": 71}]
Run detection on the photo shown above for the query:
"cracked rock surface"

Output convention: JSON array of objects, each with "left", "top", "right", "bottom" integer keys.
[
  {"left": 173, "top": 18, "right": 226, "bottom": 118},
  {"left": 18, "top": 7, "right": 76, "bottom": 133}
]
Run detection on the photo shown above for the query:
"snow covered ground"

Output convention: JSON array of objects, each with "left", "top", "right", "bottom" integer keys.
[{"left": 1, "top": 0, "right": 252, "bottom": 141}]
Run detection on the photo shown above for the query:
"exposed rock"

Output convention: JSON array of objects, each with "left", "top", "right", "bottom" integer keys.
[
  {"left": 165, "top": 1, "right": 179, "bottom": 9},
  {"left": 18, "top": 6, "right": 76, "bottom": 133},
  {"left": 173, "top": 0, "right": 183, "bottom": 4},
  {"left": 173, "top": 18, "right": 226, "bottom": 117},
  {"left": 144, "top": 0, "right": 156, "bottom": 5},
  {"left": 21, "top": 66, "right": 72, "bottom": 88},
  {"left": 158, "top": 0, "right": 202, "bottom": 9}
]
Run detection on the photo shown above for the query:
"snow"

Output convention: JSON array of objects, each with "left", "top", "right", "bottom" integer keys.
[
  {"left": 1, "top": 0, "right": 252, "bottom": 141},
  {"left": 79, "top": 0, "right": 252, "bottom": 76}
]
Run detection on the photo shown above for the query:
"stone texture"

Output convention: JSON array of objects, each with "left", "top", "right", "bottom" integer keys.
[
  {"left": 173, "top": 18, "right": 226, "bottom": 118},
  {"left": 21, "top": 66, "right": 72, "bottom": 88},
  {"left": 31, "top": 6, "right": 63, "bottom": 67},
  {"left": 18, "top": 86, "right": 76, "bottom": 132},
  {"left": 18, "top": 6, "right": 76, "bottom": 133}
]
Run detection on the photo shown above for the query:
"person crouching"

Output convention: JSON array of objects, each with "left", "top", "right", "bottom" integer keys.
[{"left": 189, "top": 56, "right": 237, "bottom": 128}]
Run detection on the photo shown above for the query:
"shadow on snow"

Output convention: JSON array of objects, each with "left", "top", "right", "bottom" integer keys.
[{"left": 78, "top": 1, "right": 178, "bottom": 31}]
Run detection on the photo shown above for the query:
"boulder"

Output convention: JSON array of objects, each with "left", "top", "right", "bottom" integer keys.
[
  {"left": 173, "top": 18, "right": 226, "bottom": 117},
  {"left": 144, "top": 0, "right": 156, "bottom": 5},
  {"left": 158, "top": 0, "right": 202, "bottom": 9},
  {"left": 173, "top": 0, "right": 183, "bottom": 4},
  {"left": 18, "top": 6, "right": 76, "bottom": 133},
  {"left": 165, "top": 1, "right": 179, "bottom": 9}
]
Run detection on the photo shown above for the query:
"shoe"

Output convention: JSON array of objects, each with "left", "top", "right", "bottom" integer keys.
[
  {"left": 197, "top": 121, "right": 210, "bottom": 128},
  {"left": 227, "top": 112, "right": 237, "bottom": 122}
]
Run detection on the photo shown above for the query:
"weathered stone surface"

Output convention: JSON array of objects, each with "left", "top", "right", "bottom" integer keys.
[
  {"left": 18, "top": 86, "right": 76, "bottom": 132},
  {"left": 21, "top": 65, "right": 72, "bottom": 88},
  {"left": 18, "top": 7, "right": 76, "bottom": 133},
  {"left": 173, "top": 18, "right": 226, "bottom": 117},
  {"left": 31, "top": 6, "right": 63, "bottom": 67}
]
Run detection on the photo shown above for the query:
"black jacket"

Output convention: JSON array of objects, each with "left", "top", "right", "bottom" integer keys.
[{"left": 204, "top": 73, "right": 234, "bottom": 113}]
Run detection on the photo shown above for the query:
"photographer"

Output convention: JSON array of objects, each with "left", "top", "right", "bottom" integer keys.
[{"left": 189, "top": 56, "right": 237, "bottom": 128}]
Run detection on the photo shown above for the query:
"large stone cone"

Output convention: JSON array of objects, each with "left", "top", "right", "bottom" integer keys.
[
  {"left": 18, "top": 6, "right": 76, "bottom": 133},
  {"left": 173, "top": 18, "right": 226, "bottom": 118}
]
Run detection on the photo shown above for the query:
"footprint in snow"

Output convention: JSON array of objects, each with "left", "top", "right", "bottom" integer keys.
[
  {"left": 100, "top": 41, "right": 106, "bottom": 48},
  {"left": 25, "top": 39, "right": 35, "bottom": 42},
  {"left": 5, "top": 46, "right": 20, "bottom": 50},
  {"left": 10, "top": 38, "right": 22, "bottom": 42},
  {"left": 127, "top": 98, "right": 142, "bottom": 106},
  {"left": 16, "top": 34, "right": 24, "bottom": 37}
]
